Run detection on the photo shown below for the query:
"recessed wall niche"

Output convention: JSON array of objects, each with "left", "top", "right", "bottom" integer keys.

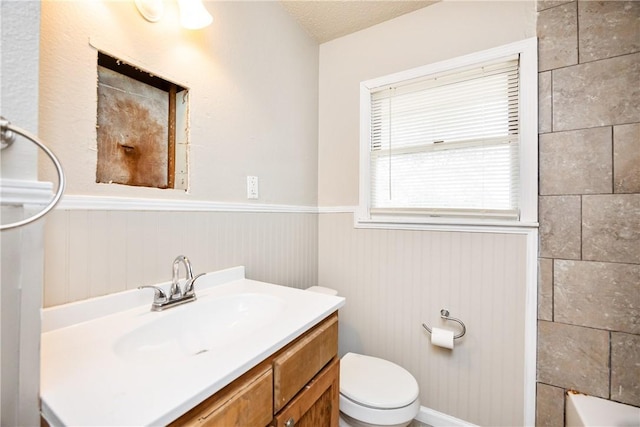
[{"left": 96, "top": 52, "right": 188, "bottom": 190}]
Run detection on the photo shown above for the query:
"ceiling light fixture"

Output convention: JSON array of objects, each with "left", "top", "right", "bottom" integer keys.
[
  {"left": 176, "top": 0, "right": 213, "bottom": 30},
  {"left": 135, "top": 0, "right": 213, "bottom": 29},
  {"left": 134, "top": 0, "right": 165, "bottom": 23}
]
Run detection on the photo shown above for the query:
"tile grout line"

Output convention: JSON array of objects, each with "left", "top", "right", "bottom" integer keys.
[
  {"left": 608, "top": 330, "right": 612, "bottom": 400},
  {"left": 579, "top": 194, "right": 583, "bottom": 261},
  {"left": 551, "top": 257, "right": 554, "bottom": 323},
  {"left": 611, "top": 126, "right": 615, "bottom": 194},
  {"left": 550, "top": 69, "right": 553, "bottom": 134},
  {"left": 575, "top": 0, "right": 580, "bottom": 65}
]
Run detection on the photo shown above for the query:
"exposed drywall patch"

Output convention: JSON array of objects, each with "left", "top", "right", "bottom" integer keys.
[{"left": 95, "top": 52, "right": 188, "bottom": 190}]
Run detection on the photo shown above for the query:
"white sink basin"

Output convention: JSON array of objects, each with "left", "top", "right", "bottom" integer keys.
[
  {"left": 41, "top": 266, "right": 345, "bottom": 427},
  {"left": 113, "top": 293, "right": 286, "bottom": 363}
]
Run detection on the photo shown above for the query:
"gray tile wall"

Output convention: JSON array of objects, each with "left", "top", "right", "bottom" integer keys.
[{"left": 536, "top": 1, "right": 640, "bottom": 425}]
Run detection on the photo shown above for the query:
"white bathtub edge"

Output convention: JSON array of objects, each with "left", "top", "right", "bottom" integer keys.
[{"left": 566, "top": 391, "right": 640, "bottom": 427}]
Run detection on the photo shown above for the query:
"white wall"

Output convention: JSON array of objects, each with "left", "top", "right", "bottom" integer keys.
[
  {"left": 39, "top": 0, "right": 319, "bottom": 205},
  {"left": 39, "top": 2, "right": 322, "bottom": 304},
  {"left": 320, "top": 214, "right": 529, "bottom": 426},
  {"left": 1, "top": 1, "right": 44, "bottom": 425},
  {"left": 317, "top": 2, "right": 537, "bottom": 424},
  {"left": 1, "top": 0, "right": 40, "bottom": 179},
  {"left": 318, "top": 0, "right": 536, "bottom": 206}
]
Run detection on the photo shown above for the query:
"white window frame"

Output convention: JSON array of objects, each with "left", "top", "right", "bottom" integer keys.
[{"left": 357, "top": 38, "right": 538, "bottom": 232}]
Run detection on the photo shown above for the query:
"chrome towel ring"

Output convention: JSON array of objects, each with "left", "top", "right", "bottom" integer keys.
[
  {"left": 422, "top": 309, "right": 466, "bottom": 340},
  {"left": 1, "top": 117, "right": 65, "bottom": 231}
]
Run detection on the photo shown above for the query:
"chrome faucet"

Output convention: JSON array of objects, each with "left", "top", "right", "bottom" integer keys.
[
  {"left": 170, "top": 255, "right": 193, "bottom": 300},
  {"left": 139, "top": 255, "right": 204, "bottom": 311}
]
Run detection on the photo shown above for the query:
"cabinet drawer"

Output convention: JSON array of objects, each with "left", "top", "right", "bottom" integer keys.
[
  {"left": 171, "top": 365, "right": 273, "bottom": 427},
  {"left": 273, "top": 314, "right": 338, "bottom": 412},
  {"left": 272, "top": 357, "right": 340, "bottom": 427}
]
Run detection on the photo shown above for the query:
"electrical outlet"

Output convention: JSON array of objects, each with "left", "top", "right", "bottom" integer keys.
[{"left": 247, "top": 176, "right": 258, "bottom": 199}]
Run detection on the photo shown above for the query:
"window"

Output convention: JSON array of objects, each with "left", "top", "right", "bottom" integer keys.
[{"left": 358, "top": 38, "right": 537, "bottom": 229}]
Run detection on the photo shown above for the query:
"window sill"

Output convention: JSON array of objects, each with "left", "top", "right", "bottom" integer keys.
[{"left": 354, "top": 215, "right": 539, "bottom": 234}]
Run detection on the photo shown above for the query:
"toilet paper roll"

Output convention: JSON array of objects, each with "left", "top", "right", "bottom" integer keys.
[{"left": 431, "top": 327, "right": 454, "bottom": 349}]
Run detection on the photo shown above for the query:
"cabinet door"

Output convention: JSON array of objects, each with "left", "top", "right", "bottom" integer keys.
[
  {"left": 273, "top": 314, "right": 338, "bottom": 412},
  {"left": 271, "top": 357, "right": 340, "bottom": 427},
  {"left": 171, "top": 366, "right": 273, "bottom": 427}
]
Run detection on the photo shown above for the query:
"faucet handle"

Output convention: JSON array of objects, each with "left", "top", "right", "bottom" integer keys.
[
  {"left": 138, "top": 285, "right": 168, "bottom": 304},
  {"left": 183, "top": 273, "right": 205, "bottom": 298}
]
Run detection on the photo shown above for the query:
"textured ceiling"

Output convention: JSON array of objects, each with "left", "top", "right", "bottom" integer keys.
[{"left": 279, "top": 1, "right": 438, "bottom": 43}]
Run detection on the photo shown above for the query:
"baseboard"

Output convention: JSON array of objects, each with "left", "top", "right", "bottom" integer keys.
[{"left": 415, "top": 406, "right": 478, "bottom": 427}]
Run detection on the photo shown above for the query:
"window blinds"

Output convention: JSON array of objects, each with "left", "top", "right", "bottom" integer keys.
[{"left": 369, "top": 56, "right": 520, "bottom": 219}]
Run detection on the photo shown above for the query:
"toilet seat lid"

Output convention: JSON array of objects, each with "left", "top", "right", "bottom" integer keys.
[{"left": 340, "top": 352, "right": 419, "bottom": 409}]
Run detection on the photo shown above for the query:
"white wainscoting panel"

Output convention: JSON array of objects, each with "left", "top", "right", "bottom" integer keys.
[
  {"left": 1, "top": 180, "right": 48, "bottom": 427},
  {"left": 318, "top": 213, "right": 527, "bottom": 426},
  {"left": 44, "top": 210, "right": 318, "bottom": 307}
]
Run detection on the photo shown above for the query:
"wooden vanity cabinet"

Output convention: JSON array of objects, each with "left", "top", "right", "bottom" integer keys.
[{"left": 172, "top": 312, "right": 339, "bottom": 427}]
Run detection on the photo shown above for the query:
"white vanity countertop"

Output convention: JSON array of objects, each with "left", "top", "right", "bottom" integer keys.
[{"left": 40, "top": 266, "right": 345, "bottom": 426}]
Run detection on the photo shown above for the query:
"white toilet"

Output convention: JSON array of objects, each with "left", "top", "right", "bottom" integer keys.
[
  {"left": 339, "top": 352, "right": 420, "bottom": 427},
  {"left": 306, "top": 287, "right": 421, "bottom": 427}
]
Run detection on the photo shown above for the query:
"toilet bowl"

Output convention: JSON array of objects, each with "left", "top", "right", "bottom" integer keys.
[
  {"left": 339, "top": 352, "right": 420, "bottom": 427},
  {"left": 306, "top": 286, "right": 420, "bottom": 427}
]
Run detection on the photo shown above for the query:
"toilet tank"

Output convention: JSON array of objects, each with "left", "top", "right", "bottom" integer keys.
[{"left": 306, "top": 286, "right": 339, "bottom": 296}]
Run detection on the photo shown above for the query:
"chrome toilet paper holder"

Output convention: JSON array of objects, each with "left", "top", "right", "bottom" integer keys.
[{"left": 422, "top": 309, "right": 466, "bottom": 339}]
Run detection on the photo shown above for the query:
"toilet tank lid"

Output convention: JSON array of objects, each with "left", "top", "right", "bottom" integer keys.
[
  {"left": 306, "top": 286, "right": 338, "bottom": 296},
  {"left": 340, "top": 352, "right": 419, "bottom": 409}
]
